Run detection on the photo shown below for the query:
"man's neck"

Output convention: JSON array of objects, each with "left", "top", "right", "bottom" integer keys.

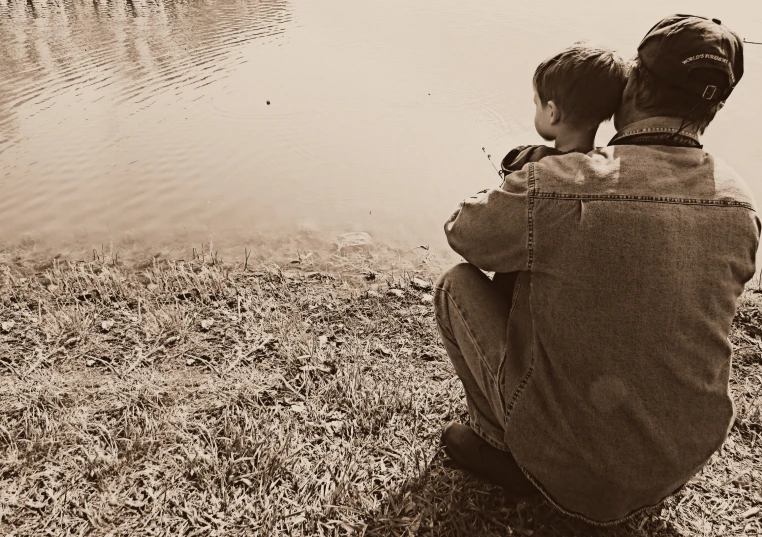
[
  {"left": 554, "top": 126, "right": 597, "bottom": 153},
  {"left": 615, "top": 109, "right": 702, "bottom": 138},
  {"left": 609, "top": 115, "right": 703, "bottom": 148}
]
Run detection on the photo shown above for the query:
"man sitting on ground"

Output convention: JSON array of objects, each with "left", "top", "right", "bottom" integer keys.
[{"left": 435, "top": 14, "right": 759, "bottom": 524}]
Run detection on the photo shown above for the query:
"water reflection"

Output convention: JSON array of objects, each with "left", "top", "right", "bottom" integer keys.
[{"left": 0, "top": 0, "right": 291, "bottom": 154}]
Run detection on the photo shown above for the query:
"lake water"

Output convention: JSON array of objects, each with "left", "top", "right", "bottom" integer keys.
[{"left": 1, "top": 0, "right": 761, "bottom": 260}]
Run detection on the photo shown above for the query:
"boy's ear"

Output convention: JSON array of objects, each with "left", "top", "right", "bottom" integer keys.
[{"left": 547, "top": 100, "right": 561, "bottom": 125}]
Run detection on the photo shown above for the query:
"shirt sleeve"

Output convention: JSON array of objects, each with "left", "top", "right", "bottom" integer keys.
[
  {"left": 501, "top": 145, "right": 565, "bottom": 176},
  {"left": 500, "top": 145, "right": 532, "bottom": 176},
  {"left": 444, "top": 167, "right": 531, "bottom": 272}
]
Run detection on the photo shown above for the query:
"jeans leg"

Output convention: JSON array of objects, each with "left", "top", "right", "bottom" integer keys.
[{"left": 434, "top": 263, "right": 516, "bottom": 450}]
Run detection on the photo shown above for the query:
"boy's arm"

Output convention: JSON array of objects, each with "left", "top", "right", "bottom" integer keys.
[
  {"left": 500, "top": 144, "right": 566, "bottom": 176},
  {"left": 444, "top": 168, "right": 530, "bottom": 273}
]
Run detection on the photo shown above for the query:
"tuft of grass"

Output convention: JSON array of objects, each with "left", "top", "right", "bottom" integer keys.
[{"left": 0, "top": 250, "right": 760, "bottom": 536}]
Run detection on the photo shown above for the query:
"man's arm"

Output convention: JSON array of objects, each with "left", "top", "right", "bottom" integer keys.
[{"left": 444, "top": 168, "right": 530, "bottom": 273}]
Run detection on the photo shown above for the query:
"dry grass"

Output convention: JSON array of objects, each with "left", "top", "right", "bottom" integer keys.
[{"left": 0, "top": 248, "right": 760, "bottom": 536}]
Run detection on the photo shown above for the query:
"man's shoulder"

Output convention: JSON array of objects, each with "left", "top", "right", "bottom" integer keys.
[
  {"left": 531, "top": 145, "right": 756, "bottom": 208},
  {"left": 709, "top": 154, "right": 757, "bottom": 210},
  {"left": 529, "top": 148, "right": 617, "bottom": 191}
]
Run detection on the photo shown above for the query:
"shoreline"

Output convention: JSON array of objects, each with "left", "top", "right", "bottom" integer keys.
[
  {"left": 0, "top": 231, "right": 456, "bottom": 281},
  {"left": 1, "top": 253, "right": 761, "bottom": 536}
]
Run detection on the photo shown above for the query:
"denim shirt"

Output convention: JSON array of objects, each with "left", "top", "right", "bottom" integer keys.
[{"left": 444, "top": 117, "right": 760, "bottom": 523}]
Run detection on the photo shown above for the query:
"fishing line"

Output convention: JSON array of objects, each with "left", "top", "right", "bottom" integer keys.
[{"left": 481, "top": 147, "right": 503, "bottom": 178}]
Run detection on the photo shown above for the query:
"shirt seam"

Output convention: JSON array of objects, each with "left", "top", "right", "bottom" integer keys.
[
  {"left": 529, "top": 193, "right": 754, "bottom": 210},
  {"left": 526, "top": 163, "right": 536, "bottom": 271},
  {"left": 497, "top": 275, "right": 523, "bottom": 419}
]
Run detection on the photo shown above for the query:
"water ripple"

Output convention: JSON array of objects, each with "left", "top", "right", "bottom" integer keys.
[{"left": 0, "top": 0, "right": 293, "bottom": 128}]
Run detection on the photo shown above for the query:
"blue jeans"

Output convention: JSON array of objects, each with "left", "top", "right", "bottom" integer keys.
[{"left": 434, "top": 264, "right": 530, "bottom": 465}]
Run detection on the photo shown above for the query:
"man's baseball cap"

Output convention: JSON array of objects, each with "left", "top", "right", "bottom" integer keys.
[{"left": 638, "top": 14, "right": 744, "bottom": 102}]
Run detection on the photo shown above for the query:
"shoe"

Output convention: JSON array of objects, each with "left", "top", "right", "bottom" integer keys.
[{"left": 442, "top": 422, "right": 540, "bottom": 498}]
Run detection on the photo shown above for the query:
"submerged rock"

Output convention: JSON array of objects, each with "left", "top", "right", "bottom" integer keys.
[{"left": 335, "top": 232, "right": 374, "bottom": 253}]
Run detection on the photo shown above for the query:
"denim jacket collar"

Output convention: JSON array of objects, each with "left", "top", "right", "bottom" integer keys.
[{"left": 608, "top": 116, "right": 702, "bottom": 148}]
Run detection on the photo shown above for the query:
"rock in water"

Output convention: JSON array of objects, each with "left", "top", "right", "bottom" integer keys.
[{"left": 335, "top": 232, "right": 374, "bottom": 253}]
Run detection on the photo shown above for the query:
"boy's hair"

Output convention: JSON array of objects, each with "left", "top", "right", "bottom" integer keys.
[
  {"left": 628, "top": 57, "right": 723, "bottom": 135},
  {"left": 533, "top": 45, "right": 628, "bottom": 127}
]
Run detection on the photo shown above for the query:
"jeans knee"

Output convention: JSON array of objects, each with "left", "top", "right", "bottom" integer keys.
[
  {"left": 434, "top": 263, "right": 482, "bottom": 318},
  {"left": 435, "top": 263, "right": 482, "bottom": 294}
]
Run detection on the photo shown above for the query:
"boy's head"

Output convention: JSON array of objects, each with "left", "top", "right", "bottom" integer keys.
[{"left": 533, "top": 45, "right": 628, "bottom": 142}]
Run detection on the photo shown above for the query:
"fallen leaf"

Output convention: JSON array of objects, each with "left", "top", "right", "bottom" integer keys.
[
  {"left": 376, "top": 344, "right": 392, "bottom": 356},
  {"left": 1, "top": 320, "right": 14, "bottom": 332},
  {"left": 176, "top": 288, "right": 200, "bottom": 301},
  {"left": 740, "top": 506, "right": 760, "bottom": 519},
  {"left": 200, "top": 319, "right": 214, "bottom": 330},
  {"left": 147, "top": 283, "right": 159, "bottom": 292},
  {"left": 411, "top": 277, "right": 432, "bottom": 291},
  {"left": 388, "top": 289, "right": 404, "bottom": 298},
  {"left": 421, "top": 294, "right": 434, "bottom": 304},
  {"left": 76, "top": 289, "right": 100, "bottom": 301},
  {"left": 300, "top": 362, "right": 336, "bottom": 374},
  {"left": 421, "top": 349, "right": 443, "bottom": 361},
  {"left": 324, "top": 420, "right": 344, "bottom": 432},
  {"left": 290, "top": 403, "right": 307, "bottom": 413},
  {"left": 101, "top": 320, "right": 115, "bottom": 332},
  {"left": 318, "top": 335, "right": 328, "bottom": 346},
  {"left": 289, "top": 514, "right": 306, "bottom": 525},
  {"left": 47, "top": 284, "right": 59, "bottom": 292}
]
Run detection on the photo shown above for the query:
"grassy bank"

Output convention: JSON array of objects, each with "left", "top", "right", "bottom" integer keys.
[{"left": 1, "top": 250, "right": 761, "bottom": 536}]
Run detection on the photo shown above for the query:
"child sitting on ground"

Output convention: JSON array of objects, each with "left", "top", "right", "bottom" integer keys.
[{"left": 500, "top": 44, "right": 629, "bottom": 175}]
